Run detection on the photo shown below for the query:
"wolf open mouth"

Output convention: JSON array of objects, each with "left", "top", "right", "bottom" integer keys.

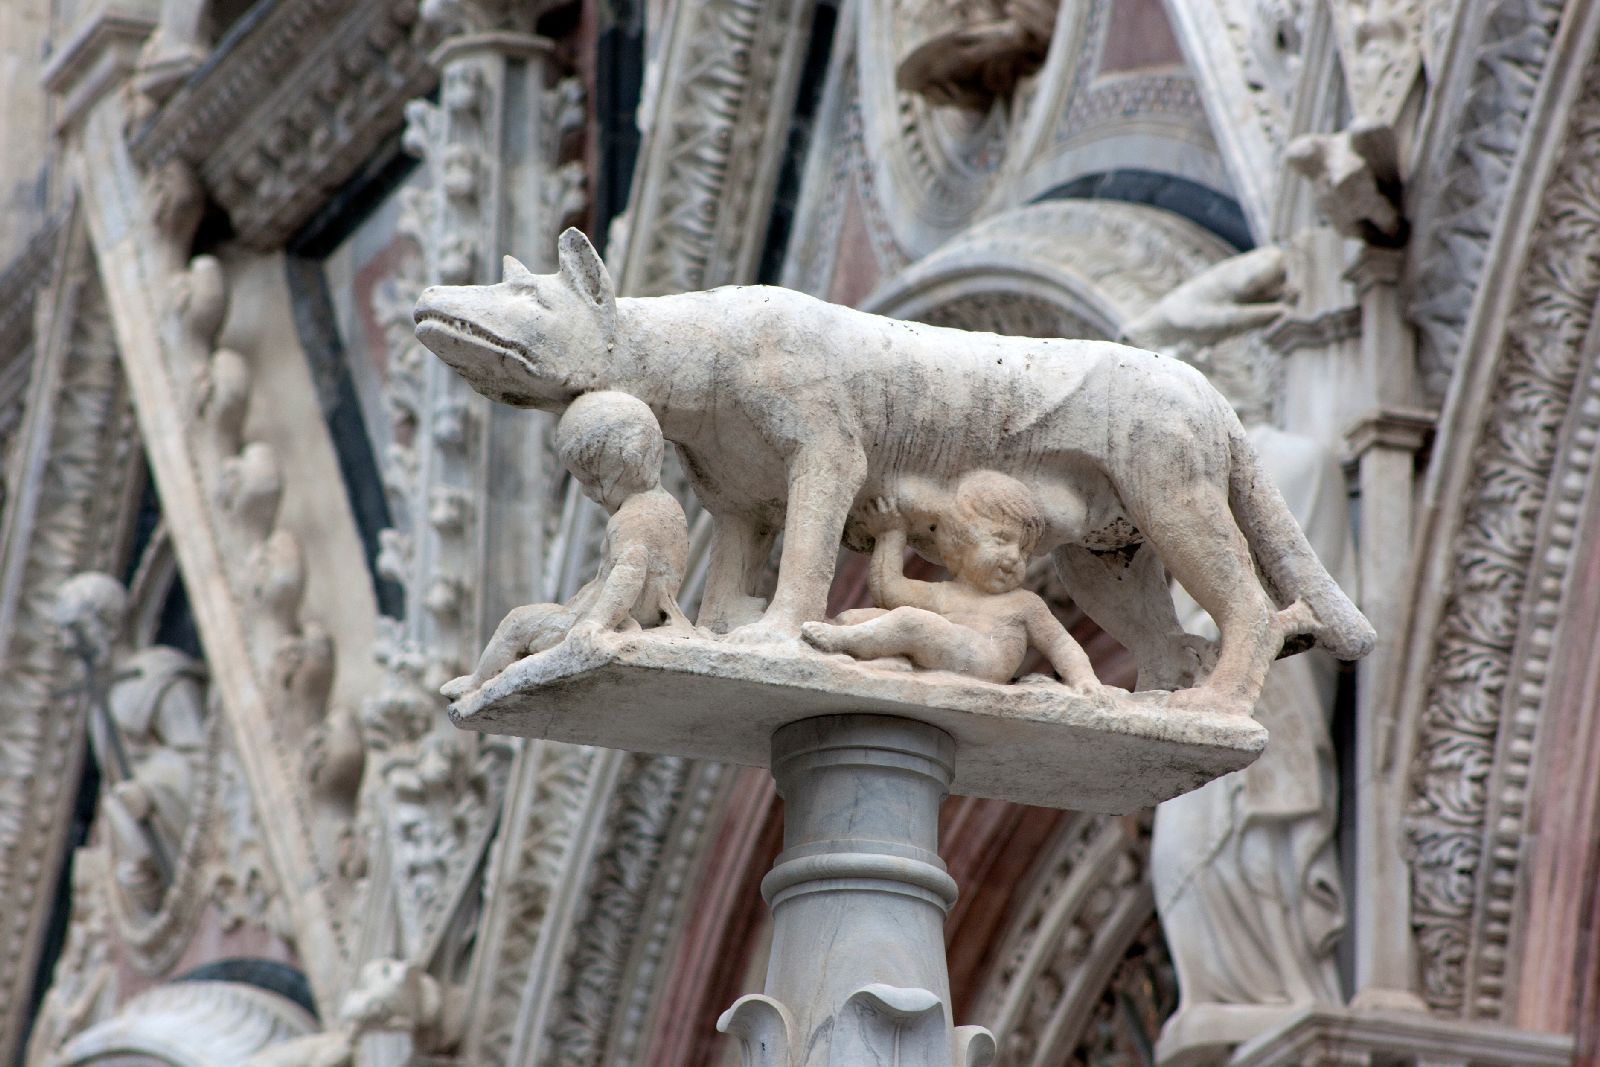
[{"left": 415, "top": 312, "right": 537, "bottom": 373}]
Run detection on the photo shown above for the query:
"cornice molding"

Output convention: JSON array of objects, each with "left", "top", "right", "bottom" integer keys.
[
  {"left": 1229, "top": 1006, "right": 1573, "bottom": 1066},
  {"left": 40, "top": 1, "right": 159, "bottom": 133},
  {"left": 130, "top": 0, "right": 440, "bottom": 249}
]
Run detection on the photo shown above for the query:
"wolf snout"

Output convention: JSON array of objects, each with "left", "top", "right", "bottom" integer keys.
[{"left": 414, "top": 287, "right": 441, "bottom": 323}]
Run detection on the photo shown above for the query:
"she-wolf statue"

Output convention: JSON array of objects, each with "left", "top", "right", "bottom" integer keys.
[{"left": 413, "top": 228, "right": 1374, "bottom": 716}]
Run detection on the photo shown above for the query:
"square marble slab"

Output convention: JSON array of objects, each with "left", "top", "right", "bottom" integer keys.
[{"left": 447, "top": 631, "right": 1267, "bottom": 813}]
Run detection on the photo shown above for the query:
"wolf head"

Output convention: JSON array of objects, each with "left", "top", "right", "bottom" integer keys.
[{"left": 413, "top": 228, "right": 618, "bottom": 410}]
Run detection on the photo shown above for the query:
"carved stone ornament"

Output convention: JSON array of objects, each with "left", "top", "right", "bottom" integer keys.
[
  {"left": 853, "top": 0, "right": 1012, "bottom": 259},
  {"left": 1403, "top": 47, "right": 1600, "bottom": 1020},
  {"left": 45, "top": 981, "right": 317, "bottom": 1067},
  {"left": 1407, "top": 0, "right": 1565, "bottom": 395},
  {"left": 895, "top": 0, "right": 1062, "bottom": 110},
  {"left": 0, "top": 227, "right": 140, "bottom": 1060},
  {"left": 1284, "top": 120, "right": 1406, "bottom": 246},
  {"left": 51, "top": 568, "right": 297, "bottom": 977}
]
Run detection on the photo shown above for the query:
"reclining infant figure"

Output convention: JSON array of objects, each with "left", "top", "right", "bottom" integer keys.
[{"left": 802, "top": 473, "right": 1098, "bottom": 691}]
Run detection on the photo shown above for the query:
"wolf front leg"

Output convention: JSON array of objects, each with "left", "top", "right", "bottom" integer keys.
[{"left": 729, "top": 446, "right": 866, "bottom": 644}]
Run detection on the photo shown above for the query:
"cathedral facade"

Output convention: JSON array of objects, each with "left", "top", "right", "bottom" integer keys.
[{"left": 0, "top": 0, "right": 1594, "bottom": 1062}]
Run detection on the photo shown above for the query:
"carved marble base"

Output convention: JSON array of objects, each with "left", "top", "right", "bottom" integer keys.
[
  {"left": 445, "top": 631, "right": 1266, "bottom": 813},
  {"left": 1224, "top": 1006, "right": 1573, "bottom": 1067},
  {"left": 717, "top": 716, "right": 994, "bottom": 1067}
]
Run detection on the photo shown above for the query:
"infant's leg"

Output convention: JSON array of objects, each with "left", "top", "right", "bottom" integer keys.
[
  {"left": 803, "top": 608, "right": 1002, "bottom": 681},
  {"left": 830, "top": 607, "right": 887, "bottom": 625},
  {"left": 442, "top": 603, "right": 564, "bottom": 699}
]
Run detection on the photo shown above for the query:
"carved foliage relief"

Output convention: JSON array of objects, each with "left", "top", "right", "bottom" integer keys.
[
  {"left": 1408, "top": 0, "right": 1565, "bottom": 394},
  {"left": 0, "top": 258, "right": 139, "bottom": 1056},
  {"left": 970, "top": 814, "right": 1162, "bottom": 1067},
  {"left": 1406, "top": 56, "right": 1600, "bottom": 1019},
  {"left": 620, "top": 0, "right": 812, "bottom": 295}
]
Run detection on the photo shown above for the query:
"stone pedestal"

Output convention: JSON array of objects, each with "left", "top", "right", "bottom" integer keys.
[
  {"left": 720, "top": 715, "right": 992, "bottom": 1066},
  {"left": 446, "top": 631, "right": 1269, "bottom": 1064}
]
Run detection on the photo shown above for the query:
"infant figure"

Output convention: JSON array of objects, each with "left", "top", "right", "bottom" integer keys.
[
  {"left": 441, "top": 391, "right": 692, "bottom": 700},
  {"left": 802, "top": 470, "right": 1099, "bottom": 691}
]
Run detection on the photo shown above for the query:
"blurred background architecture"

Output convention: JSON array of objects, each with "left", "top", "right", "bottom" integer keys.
[{"left": 0, "top": 0, "right": 1595, "bottom": 1062}]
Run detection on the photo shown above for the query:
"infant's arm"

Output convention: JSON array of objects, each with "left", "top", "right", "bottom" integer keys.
[
  {"left": 867, "top": 516, "right": 942, "bottom": 613},
  {"left": 1022, "top": 594, "right": 1098, "bottom": 692},
  {"left": 572, "top": 542, "right": 650, "bottom": 634}
]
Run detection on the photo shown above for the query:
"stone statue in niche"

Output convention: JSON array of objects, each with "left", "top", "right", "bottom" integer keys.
[
  {"left": 801, "top": 476, "right": 1097, "bottom": 690},
  {"left": 1123, "top": 249, "right": 1348, "bottom": 1064},
  {"left": 55, "top": 573, "right": 208, "bottom": 913},
  {"left": 896, "top": 0, "right": 1063, "bottom": 108},
  {"left": 440, "top": 390, "right": 692, "bottom": 699},
  {"left": 415, "top": 229, "right": 1373, "bottom": 716}
]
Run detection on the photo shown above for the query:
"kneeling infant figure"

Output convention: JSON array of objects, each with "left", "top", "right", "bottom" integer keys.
[{"left": 442, "top": 391, "right": 692, "bottom": 700}]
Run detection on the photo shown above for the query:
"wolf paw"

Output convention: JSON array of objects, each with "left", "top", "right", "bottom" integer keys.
[{"left": 440, "top": 675, "right": 477, "bottom": 701}]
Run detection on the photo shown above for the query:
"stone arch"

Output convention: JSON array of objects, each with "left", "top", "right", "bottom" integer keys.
[
  {"left": 859, "top": 198, "right": 1235, "bottom": 335},
  {"left": 1394, "top": 35, "right": 1600, "bottom": 1026},
  {"left": 964, "top": 814, "right": 1164, "bottom": 1065}
]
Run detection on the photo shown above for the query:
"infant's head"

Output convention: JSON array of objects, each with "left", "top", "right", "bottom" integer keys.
[
  {"left": 936, "top": 471, "right": 1042, "bottom": 592},
  {"left": 557, "top": 392, "right": 665, "bottom": 508}
]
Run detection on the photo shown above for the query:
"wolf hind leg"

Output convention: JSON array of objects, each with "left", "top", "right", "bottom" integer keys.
[
  {"left": 1131, "top": 481, "right": 1276, "bottom": 715},
  {"left": 1052, "top": 542, "right": 1199, "bottom": 692}
]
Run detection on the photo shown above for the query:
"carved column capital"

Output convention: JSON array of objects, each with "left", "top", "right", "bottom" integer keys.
[{"left": 1344, "top": 407, "right": 1436, "bottom": 462}]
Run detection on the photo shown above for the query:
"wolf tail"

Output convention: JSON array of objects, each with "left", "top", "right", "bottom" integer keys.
[{"left": 1225, "top": 415, "right": 1377, "bottom": 660}]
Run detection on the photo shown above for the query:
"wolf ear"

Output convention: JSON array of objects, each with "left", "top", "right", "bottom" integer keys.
[
  {"left": 503, "top": 254, "right": 536, "bottom": 284},
  {"left": 557, "top": 228, "right": 616, "bottom": 321}
]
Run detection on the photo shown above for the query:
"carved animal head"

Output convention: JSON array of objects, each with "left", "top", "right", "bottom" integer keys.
[{"left": 413, "top": 228, "right": 617, "bottom": 410}]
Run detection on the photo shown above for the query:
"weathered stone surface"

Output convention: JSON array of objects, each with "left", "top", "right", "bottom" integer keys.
[
  {"left": 416, "top": 229, "right": 1375, "bottom": 723},
  {"left": 447, "top": 630, "right": 1266, "bottom": 814}
]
